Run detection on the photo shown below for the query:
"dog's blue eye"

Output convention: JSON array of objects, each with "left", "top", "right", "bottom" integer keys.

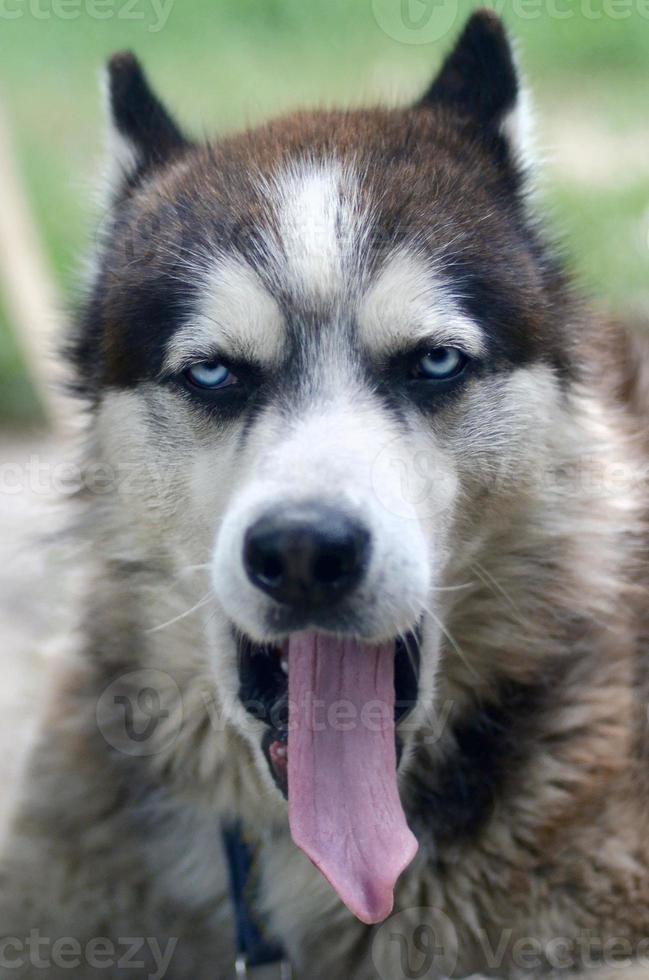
[
  {"left": 185, "top": 361, "right": 237, "bottom": 390},
  {"left": 415, "top": 348, "right": 467, "bottom": 381}
]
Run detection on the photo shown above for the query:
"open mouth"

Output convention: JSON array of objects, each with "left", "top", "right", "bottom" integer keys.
[
  {"left": 237, "top": 630, "right": 421, "bottom": 797},
  {"left": 236, "top": 629, "right": 421, "bottom": 924}
]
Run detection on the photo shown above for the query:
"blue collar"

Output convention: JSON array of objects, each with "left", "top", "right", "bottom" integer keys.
[{"left": 222, "top": 822, "right": 293, "bottom": 979}]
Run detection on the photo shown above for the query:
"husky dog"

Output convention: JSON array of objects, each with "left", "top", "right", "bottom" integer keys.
[{"left": 2, "top": 9, "right": 649, "bottom": 979}]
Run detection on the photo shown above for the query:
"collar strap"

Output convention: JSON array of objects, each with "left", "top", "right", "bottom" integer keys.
[{"left": 222, "top": 823, "right": 293, "bottom": 979}]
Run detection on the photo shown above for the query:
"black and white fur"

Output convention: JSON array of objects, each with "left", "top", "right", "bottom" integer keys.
[{"left": 2, "top": 11, "right": 649, "bottom": 979}]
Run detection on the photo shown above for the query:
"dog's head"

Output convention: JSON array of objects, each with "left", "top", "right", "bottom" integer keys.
[{"left": 76, "top": 11, "right": 576, "bottom": 923}]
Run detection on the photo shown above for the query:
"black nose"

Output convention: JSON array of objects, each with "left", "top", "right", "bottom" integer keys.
[{"left": 243, "top": 503, "right": 371, "bottom": 609}]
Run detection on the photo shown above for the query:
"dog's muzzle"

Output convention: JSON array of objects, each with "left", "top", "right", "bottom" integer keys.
[{"left": 233, "top": 500, "right": 422, "bottom": 924}]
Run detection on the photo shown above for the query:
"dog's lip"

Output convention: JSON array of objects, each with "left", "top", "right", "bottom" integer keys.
[{"left": 237, "top": 630, "right": 421, "bottom": 799}]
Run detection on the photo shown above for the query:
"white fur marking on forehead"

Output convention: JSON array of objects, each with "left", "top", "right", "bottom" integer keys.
[
  {"left": 164, "top": 254, "right": 285, "bottom": 373},
  {"left": 359, "top": 249, "right": 486, "bottom": 356},
  {"left": 266, "top": 162, "right": 364, "bottom": 301}
]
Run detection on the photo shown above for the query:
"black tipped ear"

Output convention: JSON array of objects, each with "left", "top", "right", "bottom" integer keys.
[
  {"left": 104, "top": 52, "right": 189, "bottom": 191},
  {"left": 420, "top": 10, "right": 519, "bottom": 135}
]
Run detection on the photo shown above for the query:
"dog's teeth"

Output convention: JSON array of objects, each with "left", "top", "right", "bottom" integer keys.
[{"left": 280, "top": 656, "right": 288, "bottom": 674}]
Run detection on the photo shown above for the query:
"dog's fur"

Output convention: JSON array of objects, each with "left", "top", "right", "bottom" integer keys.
[{"left": 2, "top": 10, "right": 649, "bottom": 979}]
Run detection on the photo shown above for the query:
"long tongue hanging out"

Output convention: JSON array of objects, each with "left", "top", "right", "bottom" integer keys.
[{"left": 287, "top": 632, "right": 418, "bottom": 924}]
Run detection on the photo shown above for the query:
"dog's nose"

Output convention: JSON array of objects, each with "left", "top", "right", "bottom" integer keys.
[{"left": 243, "top": 503, "right": 370, "bottom": 609}]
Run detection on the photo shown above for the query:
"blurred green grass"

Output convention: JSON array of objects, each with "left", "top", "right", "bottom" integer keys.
[{"left": 0, "top": 0, "right": 647, "bottom": 423}]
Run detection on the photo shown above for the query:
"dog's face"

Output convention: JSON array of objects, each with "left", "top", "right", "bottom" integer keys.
[{"left": 78, "top": 12, "right": 575, "bottom": 922}]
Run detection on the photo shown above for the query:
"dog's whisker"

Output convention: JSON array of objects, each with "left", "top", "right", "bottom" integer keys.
[
  {"left": 470, "top": 560, "right": 530, "bottom": 627},
  {"left": 145, "top": 591, "right": 213, "bottom": 634},
  {"left": 471, "top": 560, "right": 517, "bottom": 606},
  {"left": 177, "top": 563, "right": 212, "bottom": 577},
  {"left": 428, "top": 582, "right": 475, "bottom": 594},
  {"left": 415, "top": 599, "right": 480, "bottom": 681}
]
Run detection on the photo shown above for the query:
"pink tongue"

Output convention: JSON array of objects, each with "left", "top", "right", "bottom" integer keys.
[{"left": 287, "top": 632, "right": 418, "bottom": 924}]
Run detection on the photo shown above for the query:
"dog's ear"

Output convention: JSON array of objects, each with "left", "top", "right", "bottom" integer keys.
[
  {"left": 419, "top": 10, "right": 533, "bottom": 167},
  {"left": 103, "top": 52, "right": 190, "bottom": 195}
]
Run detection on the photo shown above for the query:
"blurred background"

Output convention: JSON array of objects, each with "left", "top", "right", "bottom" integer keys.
[{"left": 0, "top": 0, "right": 647, "bottom": 826}]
